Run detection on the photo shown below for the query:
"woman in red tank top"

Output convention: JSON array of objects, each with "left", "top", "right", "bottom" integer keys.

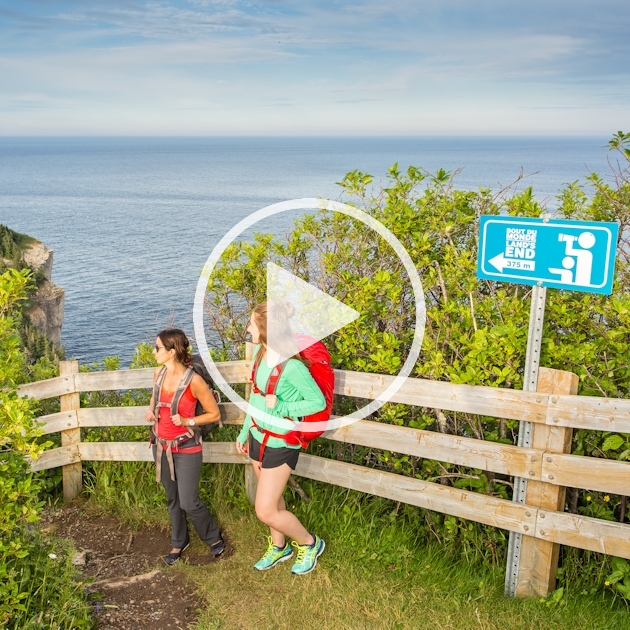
[
  {"left": 145, "top": 328, "right": 225, "bottom": 565},
  {"left": 155, "top": 381, "right": 201, "bottom": 450}
]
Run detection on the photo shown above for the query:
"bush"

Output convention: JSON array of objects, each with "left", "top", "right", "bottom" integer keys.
[
  {"left": 0, "top": 267, "right": 91, "bottom": 627},
  {"left": 201, "top": 134, "right": 630, "bottom": 576}
]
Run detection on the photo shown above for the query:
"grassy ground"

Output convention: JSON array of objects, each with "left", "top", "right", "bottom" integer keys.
[{"left": 83, "top": 460, "right": 630, "bottom": 630}]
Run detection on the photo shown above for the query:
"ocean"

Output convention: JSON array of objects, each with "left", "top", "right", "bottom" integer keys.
[{"left": 0, "top": 136, "right": 613, "bottom": 364}]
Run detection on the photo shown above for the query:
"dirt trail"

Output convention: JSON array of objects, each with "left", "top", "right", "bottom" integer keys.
[{"left": 42, "top": 506, "right": 216, "bottom": 630}]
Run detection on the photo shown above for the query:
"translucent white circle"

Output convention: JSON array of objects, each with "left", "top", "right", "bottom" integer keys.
[{"left": 193, "top": 198, "right": 426, "bottom": 433}]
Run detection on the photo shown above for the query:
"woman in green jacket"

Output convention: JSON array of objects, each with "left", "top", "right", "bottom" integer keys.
[{"left": 236, "top": 301, "right": 326, "bottom": 575}]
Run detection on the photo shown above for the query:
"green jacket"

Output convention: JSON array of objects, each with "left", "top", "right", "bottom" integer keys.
[{"left": 237, "top": 345, "right": 326, "bottom": 450}]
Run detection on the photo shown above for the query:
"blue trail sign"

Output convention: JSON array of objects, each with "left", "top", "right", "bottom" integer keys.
[{"left": 477, "top": 216, "right": 619, "bottom": 294}]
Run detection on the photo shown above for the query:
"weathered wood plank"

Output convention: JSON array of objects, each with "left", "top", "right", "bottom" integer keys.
[
  {"left": 37, "top": 411, "right": 79, "bottom": 435},
  {"left": 41, "top": 403, "right": 544, "bottom": 478},
  {"left": 334, "top": 370, "right": 548, "bottom": 422},
  {"left": 73, "top": 361, "right": 251, "bottom": 393},
  {"left": 548, "top": 395, "right": 630, "bottom": 433},
  {"left": 74, "top": 403, "right": 245, "bottom": 428},
  {"left": 22, "top": 360, "right": 630, "bottom": 434},
  {"left": 21, "top": 363, "right": 550, "bottom": 422},
  {"left": 294, "top": 454, "right": 537, "bottom": 535},
  {"left": 220, "top": 403, "right": 246, "bottom": 425},
  {"left": 78, "top": 406, "right": 147, "bottom": 427},
  {"left": 60, "top": 361, "right": 82, "bottom": 501},
  {"left": 73, "top": 440, "right": 537, "bottom": 534},
  {"left": 216, "top": 361, "right": 251, "bottom": 384},
  {"left": 202, "top": 441, "right": 249, "bottom": 464},
  {"left": 49, "top": 405, "right": 630, "bottom": 494},
  {"left": 325, "top": 420, "right": 542, "bottom": 479},
  {"left": 78, "top": 441, "right": 248, "bottom": 465},
  {"left": 536, "top": 510, "right": 630, "bottom": 560},
  {"left": 516, "top": 367, "right": 578, "bottom": 598},
  {"left": 30, "top": 446, "right": 80, "bottom": 472},
  {"left": 542, "top": 452, "right": 630, "bottom": 496},
  {"left": 78, "top": 442, "right": 154, "bottom": 462},
  {"left": 17, "top": 376, "right": 74, "bottom": 401},
  {"left": 73, "top": 368, "right": 154, "bottom": 392}
]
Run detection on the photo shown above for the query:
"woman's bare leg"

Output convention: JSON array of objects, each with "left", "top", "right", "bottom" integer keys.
[
  {"left": 249, "top": 461, "right": 283, "bottom": 543},
  {"left": 250, "top": 460, "right": 289, "bottom": 547},
  {"left": 251, "top": 461, "right": 312, "bottom": 547}
]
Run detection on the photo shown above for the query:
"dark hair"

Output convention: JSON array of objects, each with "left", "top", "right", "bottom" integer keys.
[{"left": 157, "top": 328, "right": 192, "bottom": 366}]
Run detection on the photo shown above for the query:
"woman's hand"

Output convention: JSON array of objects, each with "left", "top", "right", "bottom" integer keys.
[
  {"left": 265, "top": 394, "right": 278, "bottom": 409},
  {"left": 236, "top": 440, "right": 248, "bottom": 455},
  {"left": 145, "top": 409, "right": 156, "bottom": 423},
  {"left": 171, "top": 413, "right": 184, "bottom": 427}
]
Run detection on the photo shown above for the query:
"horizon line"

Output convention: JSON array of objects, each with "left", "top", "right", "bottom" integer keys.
[{"left": 0, "top": 133, "right": 613, "bottom": 139}]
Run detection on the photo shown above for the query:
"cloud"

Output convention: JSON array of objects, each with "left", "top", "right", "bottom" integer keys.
[{"left": 0, "top": 0, "right": 628, "bottom": 133}]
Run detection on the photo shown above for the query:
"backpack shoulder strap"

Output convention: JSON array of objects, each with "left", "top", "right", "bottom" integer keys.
[
  {"left": 170, "top": 367, "right": 196, "bottom": 417},
  {"left": 151, "top": 366, "right": 167, "bottom": 415},
  {"left": 250, "top": 346, "right": 289, "bottom": 395},
  {"left": 266, "top": 361, "right": 288, "bottom": 395},
  {"left": 250, "top": 345, "right": 265, "bottom": 391}
]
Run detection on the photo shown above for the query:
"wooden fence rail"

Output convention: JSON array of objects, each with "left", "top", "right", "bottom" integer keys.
[
  {"left": 32, "top": 408, "right": 630, "bottom": 497},
  {"left": 18, "top": 361, "right": 630, "bottom": 599},
  {"left": 20, "top": 361, "right": 630, "bottom": 433}
]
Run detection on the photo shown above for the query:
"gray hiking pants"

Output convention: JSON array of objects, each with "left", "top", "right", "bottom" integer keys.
[{"left": 153, "top": 447, "right": 221, "bottom": 549}]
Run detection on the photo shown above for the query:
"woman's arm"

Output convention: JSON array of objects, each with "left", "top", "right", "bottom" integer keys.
[
  {"left": 187, "top": 373, "right": 221, "bottom": 425},
  {"left": 273, "top": 361, "right": 326, "bottom": 418},
  {"left": 237, "top": 414, "right": 252, "bottom": 446},
  {"left": 237, "top": 343, "right": 262, "bottom": 444}
]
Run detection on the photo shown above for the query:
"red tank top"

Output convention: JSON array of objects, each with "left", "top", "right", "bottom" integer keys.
[{"left": 155, "top": 384, "right": 202, "bottom": 454}]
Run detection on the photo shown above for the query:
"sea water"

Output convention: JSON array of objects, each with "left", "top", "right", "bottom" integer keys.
[{"left": 0, "top": 136, "right": 613, "bottom": 363}]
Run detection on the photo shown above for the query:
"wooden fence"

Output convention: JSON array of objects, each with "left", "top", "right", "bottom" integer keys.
[{"left": 18, "top": 359, "right": 630, "bottom": 599}]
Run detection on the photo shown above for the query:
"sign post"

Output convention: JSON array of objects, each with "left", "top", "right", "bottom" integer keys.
[
  {"left": 476, "top": 215, "right": 618, "bottom": 597},
  {"left": 505, "top": 283, "right": 546, "bottom": 596}
]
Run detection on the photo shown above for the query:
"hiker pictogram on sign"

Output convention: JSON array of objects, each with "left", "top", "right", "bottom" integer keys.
[
  {"left": 548, "top": 232, "right": 595, "bottom": 285},
  {"left": 477, "top": 216, "right": 618, "bottom": 295}
]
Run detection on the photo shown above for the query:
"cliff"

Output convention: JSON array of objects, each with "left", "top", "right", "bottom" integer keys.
[{"left": 22, "top": 241, "right": 65, "bottom": 347}]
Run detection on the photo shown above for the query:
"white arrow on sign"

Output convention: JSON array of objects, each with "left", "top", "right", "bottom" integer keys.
[{"left": 489, "top": 252, "right": 508, "bottom": 272}]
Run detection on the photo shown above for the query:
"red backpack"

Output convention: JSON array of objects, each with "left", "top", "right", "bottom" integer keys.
[{"left": 249, "top": 334, "right": 334, "bottom": 457}]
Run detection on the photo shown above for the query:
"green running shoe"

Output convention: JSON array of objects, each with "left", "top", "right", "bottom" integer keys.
[
  {"left": 254, "top": 537, "right": 293, "bottom": 571},
  {"left": 290, "top": 534, "right": 325, "bottom": 575}
]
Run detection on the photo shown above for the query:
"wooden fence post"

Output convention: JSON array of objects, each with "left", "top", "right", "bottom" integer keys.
[
  {"left": 243, "top": 342, "right": 258, "bottom": 504},
  {"left": 59, "top": 360, "right": 82, "bottom": 501},
  {"left": 515, "top": 367, "right": 578, "bottom": 597}
]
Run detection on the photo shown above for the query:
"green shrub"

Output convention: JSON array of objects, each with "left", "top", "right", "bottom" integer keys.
[
  {"left": 0, "top": 267, "right": 91, "bottom": 627},
  {"left": 199, "top": 133, "right": 630, "bottom": 583},
  {"left": 2, "top": 532, "right": 92, "bottom": 629}
]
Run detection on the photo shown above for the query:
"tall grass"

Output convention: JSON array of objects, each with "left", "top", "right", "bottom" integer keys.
[
  {"left": 4, "top": 532, "right": 92, "bottom": 629},
  {"left": 83, "top": 460, "right": 168, "bottom": 527}
]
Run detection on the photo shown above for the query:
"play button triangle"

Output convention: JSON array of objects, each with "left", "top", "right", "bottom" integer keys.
[{"left": 265, "top": 262, "right": 360, "bottom": 368}]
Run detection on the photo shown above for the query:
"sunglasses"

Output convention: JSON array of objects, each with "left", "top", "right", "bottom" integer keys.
[{"left": 154, "top": 345, "right": 167, "bottom": 352}]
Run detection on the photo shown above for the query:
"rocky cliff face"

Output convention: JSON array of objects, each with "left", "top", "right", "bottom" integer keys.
[{"left": 23, "top": 242, "right": 64, "bottom": 346}]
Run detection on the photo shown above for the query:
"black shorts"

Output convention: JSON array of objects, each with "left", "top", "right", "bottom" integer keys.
[{"left": 248, "top": 433, "right": 300, "bottom": 470}]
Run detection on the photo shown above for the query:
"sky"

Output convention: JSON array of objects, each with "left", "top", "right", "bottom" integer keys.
[{"left": 0, "top": 0, "right": 628, "bottom": 135}]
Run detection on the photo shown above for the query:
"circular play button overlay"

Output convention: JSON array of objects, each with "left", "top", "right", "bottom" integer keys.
[{"left": 193, "top": 198, "right": 425, "bottom": 433}]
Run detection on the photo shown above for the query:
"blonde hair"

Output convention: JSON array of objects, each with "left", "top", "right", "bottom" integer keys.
[{"left": 252, "top": 301, "right": 307, "bottom": 365}]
